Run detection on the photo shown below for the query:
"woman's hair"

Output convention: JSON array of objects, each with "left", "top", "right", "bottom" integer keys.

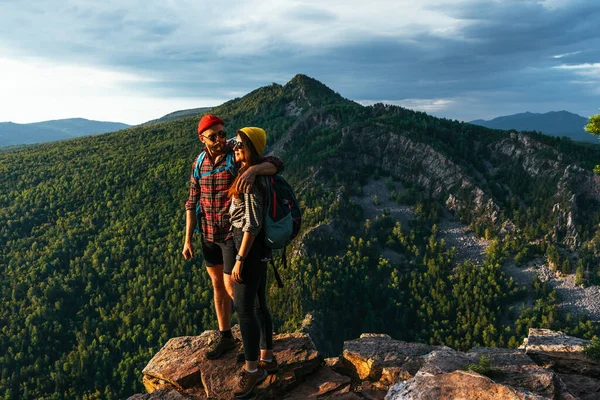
[{"left": 228, "top": 130, "right": 261, "bottom": 199}]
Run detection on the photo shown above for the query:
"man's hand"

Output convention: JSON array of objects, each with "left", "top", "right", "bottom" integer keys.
[
  {"left": 182, "top": 242, "right": 195, "bottom": 260},
  {"left": 232, "top": 260, "right": 244, "bottom": 283},
  {"left": 236, "top": 166, "right": 256, "bottom": 193}
]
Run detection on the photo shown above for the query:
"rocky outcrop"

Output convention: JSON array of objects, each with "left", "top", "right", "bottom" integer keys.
[
  {"left": 490, "top": 133, "right": 600, "bottom": 250},
  {"left": 386, "top": 347, "right": 559, "bottom": 400},
  {"left": 342, "top": 128, "right": 502, "bottom": 227},
  {"left": 341, "top": 334, "right": 448, "bottom": 382},
  {"left": 129, "top": 328, "right": 599, "bottom": 400},
  {"left": 521, "top": 328, "right": 600, "bottom": 377}
]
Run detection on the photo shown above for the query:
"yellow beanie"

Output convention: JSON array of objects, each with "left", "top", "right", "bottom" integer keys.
[{"left": 239, "top": 127, "right": 267, "bottom": 156}]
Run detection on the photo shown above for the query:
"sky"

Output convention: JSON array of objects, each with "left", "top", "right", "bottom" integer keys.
[{"left": 0, "top": 0, "right": 599, "bottom": 125}]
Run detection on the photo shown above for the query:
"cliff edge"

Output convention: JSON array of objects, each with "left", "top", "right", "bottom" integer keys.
[{"left": 128, "top": 328, "right": 600, "bottom": 400}]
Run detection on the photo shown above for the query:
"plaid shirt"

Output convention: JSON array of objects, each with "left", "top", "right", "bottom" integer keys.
[{"left": 185, "top": 143, "right": 283, "bottom": 243}]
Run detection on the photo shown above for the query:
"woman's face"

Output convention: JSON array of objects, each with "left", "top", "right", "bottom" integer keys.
[{"left": 234, "top": 134, "right": 250, "bottom": 164}]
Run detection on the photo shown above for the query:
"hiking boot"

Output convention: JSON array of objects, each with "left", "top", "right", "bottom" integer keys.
[
  {"left": 205, "top": 335, "right": 237, "bottom": 360},
  {"left": 233, "top": 368, "right": 267, "bottom": 398},
  {"left": 259, "top": 356, "right": 278, "bottom": 374}
]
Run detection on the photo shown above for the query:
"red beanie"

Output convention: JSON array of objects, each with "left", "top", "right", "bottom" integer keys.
[{"left": 198, "top": 114, "right": 224, "bottom": 135}]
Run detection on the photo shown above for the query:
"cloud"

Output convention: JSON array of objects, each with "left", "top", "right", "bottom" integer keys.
[
  {"left": 552, "top": 51, "right": 583, "bottom": 59},
  {"left": 358, "top": 98, "right": 455, "bottom": 113},
  {"left": 0, "top": 55, "right": 221, "bottom": 124},
  {"left": 0, "top": 0, "right": 599, "bottom": 123}
]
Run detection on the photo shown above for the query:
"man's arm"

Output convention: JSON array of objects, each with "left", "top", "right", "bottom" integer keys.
[
  {"left": 183, "top": 209, "right": 197, "bottom": 259},
  {"left": 236, "top": 155, "right": 284, "bottom": 193},
  {"left": 183, "top": 160, "right": 200, "bottom": 259}
]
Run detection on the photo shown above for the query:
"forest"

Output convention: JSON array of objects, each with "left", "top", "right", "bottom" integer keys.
[{"left": 1, "top": 75, "right": 599, "bottom": 399}]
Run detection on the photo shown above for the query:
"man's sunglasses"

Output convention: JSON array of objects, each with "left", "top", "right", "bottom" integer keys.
[{"left": 200, "top": 130, "right": 226, "bottom": 142}]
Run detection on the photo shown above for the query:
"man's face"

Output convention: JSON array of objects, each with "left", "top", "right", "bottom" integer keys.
[{"left": 199, "top": 124, "right": 226, "bottom": 155}]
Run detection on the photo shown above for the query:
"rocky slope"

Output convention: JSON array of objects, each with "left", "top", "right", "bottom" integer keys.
[{"left": 129, "top": 327, "right": 599, "bottom": 400}]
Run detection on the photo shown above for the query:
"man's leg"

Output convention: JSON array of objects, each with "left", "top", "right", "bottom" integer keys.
[
  {"left": 206, "top": 264, "right": 231, "bottom": 331},
  {"left": 202, "top": 240, "right": 236, "bottom": 359}
]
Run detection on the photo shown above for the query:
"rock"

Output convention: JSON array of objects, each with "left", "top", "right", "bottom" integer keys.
[
  {"left": 523, "top": 328, "right": 600, "bottom": 377},
  {"left": 299, "top": 311, "right": 330, "bottom": 355},
  {"left": 127, "top": 388, "right": 207, "bottom": 399},
  {"left": 132, "top": 328, "right": 597, "bottom": 400},
  {"left": 142, "top": 332, "right": 212, "bottom": 392},
  {"left": 342, "top": 334, "right": 448, "bottom": 381},
  {"left": 140, "top": 331, "right": 322, "bottom": 400},
  {"left": 417, "top": 347, "right": 559, "bottom": 399},
  {"left": 385, "top": 370, "right": 548, "bottom": 400},
  {"left": 282, "top": 365, "right": 351, "bottom": 399},
  {"left": 557, "top": 373, "right": 600, "bottom": 400}
]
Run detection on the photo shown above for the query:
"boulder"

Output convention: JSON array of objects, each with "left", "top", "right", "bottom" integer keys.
[
  {"left": 557, "top": 373, "right": 600, "bottom": 400},
  {"left": 342, "top": 334, "right": 448, "bottom": 382},
  {"left": 282, "top": 365, "right": 351, "bottom": 399},
  {"left": 523, "top": 328, "right": 600, "bottom": 377},
  {"left": 139, "top": 331, "right": 322, "bottom": 400},
  {"left": 385, "top": 370, "right": 548, "bottom": 400},
  {"left": 383, "top": 345, "right": 576, "bottom": 399},
  {"left": 128, "top": 388, "right": 207, "bottom": 400}
]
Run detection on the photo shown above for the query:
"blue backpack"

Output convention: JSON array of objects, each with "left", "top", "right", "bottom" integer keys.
[
  {"left": 263, "top": 175, "right": 302, "bottom": 287},
  {"left": 192, "top": 150, "right": 236, "bottom": 233}
]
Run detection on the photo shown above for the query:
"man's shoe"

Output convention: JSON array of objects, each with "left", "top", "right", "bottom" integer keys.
[
  {"left": 205, "top": 336, "right": 237, "bottom": 360},
  {"left": 258, "top": 357, "right": 278, "bottom": 374},
  {"left": 233, "top": 368, "right": 267, "bottom": 398}
]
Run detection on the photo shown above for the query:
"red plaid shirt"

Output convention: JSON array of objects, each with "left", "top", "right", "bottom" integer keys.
[{"left": 185, "top": 145, "right": 283, "bottom": 243}]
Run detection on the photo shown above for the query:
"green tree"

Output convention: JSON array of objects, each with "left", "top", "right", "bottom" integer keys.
[{"left": 585, "top": 111, "right": 600, "bottom": 173}]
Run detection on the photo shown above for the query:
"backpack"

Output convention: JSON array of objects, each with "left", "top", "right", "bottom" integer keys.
[
  {"left": 263, "top": 175, "right": 302, "bottom": 287},
  {"left": 192, "top": 150, "right": 236, "bottom": 233}
]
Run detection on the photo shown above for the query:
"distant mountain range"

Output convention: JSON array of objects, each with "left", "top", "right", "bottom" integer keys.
[
  {"left": 470, "top": 111, "right": 595, "bottom": 143},
  {"left": 0, "top": 118, "right": 130, "bottom": 147}
]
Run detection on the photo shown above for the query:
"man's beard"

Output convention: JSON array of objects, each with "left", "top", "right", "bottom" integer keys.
[{"left": 208, "top": 143, "right": 223, "bottom": 154}]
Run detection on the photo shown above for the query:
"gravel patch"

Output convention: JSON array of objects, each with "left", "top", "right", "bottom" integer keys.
[
  {"left": 503, "top": 258, "right": 600, "bottom": 322},
  {"left": 350, "top": 179, "right": 415, "bottom": 225},
  {"left": 437, "top": 215, "right": 489, "bottom": 265}
]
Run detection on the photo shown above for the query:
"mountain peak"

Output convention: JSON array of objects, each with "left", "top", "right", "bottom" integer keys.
[{"left": 283, "top": 74, "right": 349, "bottom": 107}]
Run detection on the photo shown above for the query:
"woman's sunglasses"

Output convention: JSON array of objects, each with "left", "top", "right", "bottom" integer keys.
[{"left": 233, "top": 140, "right": 245, "bottom": 150}]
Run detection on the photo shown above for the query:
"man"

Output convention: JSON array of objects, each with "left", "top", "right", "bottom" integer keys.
[{"left": 182, "top": 114, "right": 283, "bottom": 359}]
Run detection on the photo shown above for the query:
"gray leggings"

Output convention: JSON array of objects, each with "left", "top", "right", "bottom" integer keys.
[{"left": 233, "top": 228, "right": 273, "bottom": 362}]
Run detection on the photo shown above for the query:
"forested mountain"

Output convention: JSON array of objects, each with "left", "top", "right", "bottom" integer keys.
[
  {"left": 0, "top": 118, "right": 130, "bottom": 147},
  {"left": 1, "top": 74, "right": 600, "bottom": 399},
  {"left": 141, "top": 107, "right": 213, "bottom": 126},
  {"left": 470, "top": 111, "right": 595, "bottom": 143}
]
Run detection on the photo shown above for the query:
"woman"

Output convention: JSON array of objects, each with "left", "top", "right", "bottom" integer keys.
[{"left": 228, "top": 127, "right": 277, "bottom": 398}]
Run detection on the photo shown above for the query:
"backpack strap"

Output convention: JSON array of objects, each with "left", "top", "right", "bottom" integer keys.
[
  {"left": 269, "top": 257, "right": 284, "bottom": 288},
  {"left": 198, "top": 151, "right": 236, "bottom": 178},
  {"left": 193, "top": 151, "right": 207, "bottom": 181}
]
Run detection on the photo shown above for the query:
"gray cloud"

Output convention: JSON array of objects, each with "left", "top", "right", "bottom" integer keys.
[{"left": 0, "top": 0, "right": 599, "bottom": 122}]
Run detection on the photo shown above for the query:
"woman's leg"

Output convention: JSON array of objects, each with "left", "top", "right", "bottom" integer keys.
[
  {"left": 234, "top": 276, "right": 261, "bottom": 365},
  {"left": 255, "top": 263, "right": 273, "bottom": 356}
]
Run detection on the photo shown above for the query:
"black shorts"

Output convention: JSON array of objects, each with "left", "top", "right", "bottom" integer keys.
[{"left": 201, "top": 239, "right": 236, "bottom": 275}]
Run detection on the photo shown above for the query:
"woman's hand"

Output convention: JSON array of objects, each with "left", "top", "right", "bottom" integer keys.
[{"left": 232, "top": 260, "right": 244, "bottom": 283}]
